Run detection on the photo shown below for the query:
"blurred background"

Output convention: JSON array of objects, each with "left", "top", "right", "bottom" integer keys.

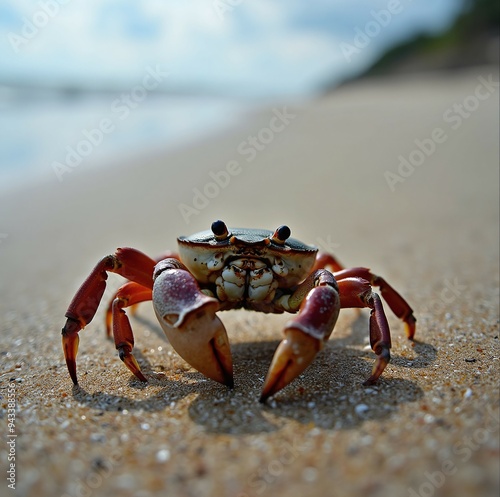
[{"left": 0, "top": 0, "right": 498, "bottom": 192}]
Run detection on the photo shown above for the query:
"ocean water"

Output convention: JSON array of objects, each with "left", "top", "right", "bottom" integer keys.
[{"left": 0, "top": 91, "right": 250, "bottom": 192}]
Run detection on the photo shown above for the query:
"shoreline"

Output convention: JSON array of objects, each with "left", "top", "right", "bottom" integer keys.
[{"left": 1, "top": 64, "right": 496, "bottom": 198}]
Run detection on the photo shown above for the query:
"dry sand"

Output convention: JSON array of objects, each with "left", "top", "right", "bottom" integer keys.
[{"left": 0, "top": 67, "right": 499, "bottom": 497}]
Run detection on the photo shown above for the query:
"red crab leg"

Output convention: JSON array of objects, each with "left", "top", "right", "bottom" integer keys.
[
  {"left": 313, "top": 253, "right": 416, "bottom": 339},
  {"left": 152, "top": 259, "right": 234, "bottom": 387},
  {"left": 105, "top": 251, "right": 180, "bottom": 338},
  {"left": 337, "top": 277, "right": 392, "bottom": 385},
  {"left": 260, "top": 270, "right": 340, "bottom": 402},
  {"left": 61, "top": 247, "right": 156, "bottom": 384},
  {"left": 311, "top": 251, "right": 344, "bottom": 273},
  {"left": 334, "top": 267, "right": 416, "bottom": 339},
  {"left": 111, "top": 282, "right": 153, "bottom": 381}
]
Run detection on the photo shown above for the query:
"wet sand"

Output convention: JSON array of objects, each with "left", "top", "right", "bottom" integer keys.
[{"left": 0, "top": 67, "right": 498, "bottom": 497}]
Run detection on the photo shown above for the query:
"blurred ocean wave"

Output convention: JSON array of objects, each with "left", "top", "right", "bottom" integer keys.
[{"left": 0, "top": 88, "right": 251, "bottom": 192}]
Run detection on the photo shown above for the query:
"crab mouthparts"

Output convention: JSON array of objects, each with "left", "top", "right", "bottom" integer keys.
[{"left": 226, "top": 254, "right": 269, "bottom": 264}]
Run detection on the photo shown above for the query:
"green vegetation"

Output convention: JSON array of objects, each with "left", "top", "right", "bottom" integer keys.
[{"left": 361, "top": 0, "right": 499, "bottom": 77}]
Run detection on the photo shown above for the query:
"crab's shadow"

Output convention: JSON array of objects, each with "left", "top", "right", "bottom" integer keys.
[
  {"left": 72, "top": 312, "right": 433, "bottom": 434},
  {"left": 190, "top": 312, "right": 433, "bottom": 433}
]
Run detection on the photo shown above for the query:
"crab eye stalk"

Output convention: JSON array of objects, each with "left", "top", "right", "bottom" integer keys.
[
  {"left": 211, "top": 220, "right": 230, "bottom": 241},
  {"left": 271, "top": 225, "right": 291, "bottom": 245}
]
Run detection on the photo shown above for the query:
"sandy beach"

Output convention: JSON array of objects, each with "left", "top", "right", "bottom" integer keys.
[{"left": 0, "top": 67, "right": 499, "bottom": 497}]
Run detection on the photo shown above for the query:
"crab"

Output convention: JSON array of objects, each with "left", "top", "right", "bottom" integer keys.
[{"left": 61, "top": 220, "right": 416, "bottom": 402}]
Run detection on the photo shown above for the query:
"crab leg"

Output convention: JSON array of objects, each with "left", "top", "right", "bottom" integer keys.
[
  {"left": 104, "top": 251, "right": 180, "bottom": 338},
  {"left": 311, "top": 251, "right": 344, "bottom": 273},
  {"left": 313, "top": 253, "right": 416, "bottom": 339},
  {"left": 152, "top": 259, "right": 234, "bottom": 387},
  {"left": 61, "top": 247, "right": 156, "bottom": 384},
  {"left": 335, "top": 267, "right": 416, "bottom": 339},
  {"left": 260, "top": 270, "right": 340, "bottom": 402},
  {"left": 337, "top": 277, "right": 392, "bottom": 385},
  {"left": 110, "top": 282, "right": 153, "bottom": 381}
]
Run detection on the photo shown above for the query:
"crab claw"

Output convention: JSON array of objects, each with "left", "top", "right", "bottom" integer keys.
[
  {"left": 158, "top": 307, "right": 234, "bottom": 387},
  {"left": 260, "top": 281, "right": 341, "bottom": 402},
  {"left": 153, "top": 260, "right": 234, "bottom": 387},
  {"left": 62, "top": 318, "right": 81, "bottom": 384},
  {"left": 260, "top": 328, "right": 322, "bottom": 403}
]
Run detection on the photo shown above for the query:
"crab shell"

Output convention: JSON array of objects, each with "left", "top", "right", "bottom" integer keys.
[{"left": 177, "top": 227, "right": 318, "bottom": 288}]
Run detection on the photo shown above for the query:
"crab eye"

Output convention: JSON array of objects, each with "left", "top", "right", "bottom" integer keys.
[
  {"left": 211, "top": 220, "right": 229, "bottom": 241},
  {"left": 271, "top": 225, "right": 291, "bottom": 245}
]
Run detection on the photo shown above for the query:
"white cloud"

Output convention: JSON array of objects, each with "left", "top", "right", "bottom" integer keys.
[{"left": 0, "top": 0, "right": 463, "bottom": 97}]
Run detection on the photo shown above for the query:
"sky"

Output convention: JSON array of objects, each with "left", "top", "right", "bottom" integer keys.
[{"left": 0, "top": 0, "right": 466, "bottom": 98}]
